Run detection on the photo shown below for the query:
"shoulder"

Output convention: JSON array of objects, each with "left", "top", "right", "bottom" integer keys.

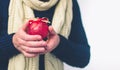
[{"left": 73, "top": 0, "right": 79, "bottom": 6}]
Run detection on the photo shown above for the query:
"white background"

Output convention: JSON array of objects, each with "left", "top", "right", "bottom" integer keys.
[{"left": 64, "top": 0, "right": 120, "bottom": 70}]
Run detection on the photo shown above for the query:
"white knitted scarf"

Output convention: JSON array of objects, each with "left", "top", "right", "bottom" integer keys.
[{"left": 8, "top": 0, "right": 73, "bottom": 70}]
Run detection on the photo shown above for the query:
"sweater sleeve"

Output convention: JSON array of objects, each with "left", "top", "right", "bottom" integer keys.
[
  {"left": 0, "top": 34, "right": 20, "bottom": 61},
  {"left": 51, "top": 0, "right": 90, "bottom": 68},
  {"left": 0, "top": 0, "right": 20, "bottom": 60}
]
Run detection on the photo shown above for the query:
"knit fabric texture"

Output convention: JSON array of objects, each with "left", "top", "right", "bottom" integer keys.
[{"left": 8, "top": 0, "right": 73, "bottom": 70}]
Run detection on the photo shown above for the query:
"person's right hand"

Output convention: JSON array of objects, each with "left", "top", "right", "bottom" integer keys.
[{"left": 12, "top": 23, "right": 47, "bottom": 57}]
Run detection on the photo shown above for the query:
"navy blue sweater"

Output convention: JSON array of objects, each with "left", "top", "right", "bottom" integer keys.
[{"left": 0, "top": 0, "right": 90, "bottom": 70}]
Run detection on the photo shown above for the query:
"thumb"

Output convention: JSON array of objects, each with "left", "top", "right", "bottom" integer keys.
[
  {"left": 22, "top": 22, "right": 29, "bottom": 31},
  {"left": 48, "top": 26, "right": 56, "bottom": 35}
]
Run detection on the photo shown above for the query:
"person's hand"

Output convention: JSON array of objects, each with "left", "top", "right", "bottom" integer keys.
[
  {"left": 45, "top": 26, "right": 60, "bottom": 53},
  {"left": 12, "top": 23, "right": 47, "bottom": 57},
  {"left": 12, "top": 24, "right": 60, "bottom": 58}
]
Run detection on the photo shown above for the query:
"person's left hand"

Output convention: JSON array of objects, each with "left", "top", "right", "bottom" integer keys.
[{"left": 44, "top": 26, "right": 60, "bottom": 53}]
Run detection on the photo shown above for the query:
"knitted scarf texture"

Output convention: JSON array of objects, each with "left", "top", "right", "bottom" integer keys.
[{"left": 8, "top": 0, "right": 73, "bottom": 70}]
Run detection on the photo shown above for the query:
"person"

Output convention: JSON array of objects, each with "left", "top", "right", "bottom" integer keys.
[{"left": 0, "top": 0, "right": 90, "bottom": 70}]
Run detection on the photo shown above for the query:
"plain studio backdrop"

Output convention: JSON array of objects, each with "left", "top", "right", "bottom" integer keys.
[{"left": 64, "top": 0, "right": 120, "bottom": 70}]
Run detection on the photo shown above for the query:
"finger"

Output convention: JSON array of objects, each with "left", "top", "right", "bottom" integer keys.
[
  {"left": 22, "top": 22, "right": 29, "bottom": 31},
  {"left": 19, "top": 31, "right": 42, "bottom": 41},
  {"left": 17, "top": 38, "right": 47, "bottom": 47},
  {"left": 22, "top": 51, "right": 39, "bottom": 58},
  {"left": 25, "top": 40, "right": 47, "bottom": 47},
  {"left": 18, "top": 23, "right": 42, "bottom": 41},
  {"left": 14, "top": 44, "right": 40, "bottom": 58},
  {"left": 21, "top": 45, "right": 46, "bottom": 53},
  {"left": 48, "top": 26, "right": 56, "bottom": 35}
]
